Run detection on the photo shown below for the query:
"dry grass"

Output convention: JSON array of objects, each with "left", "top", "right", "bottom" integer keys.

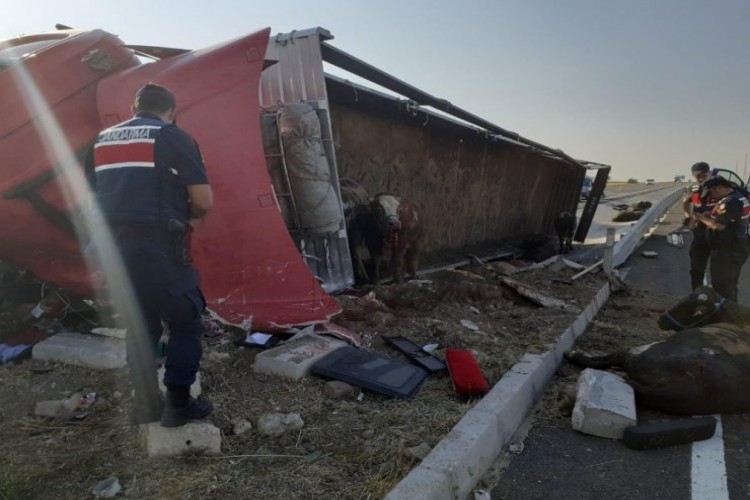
[{"left": 0, "top": 263, "right": 608, "bottom": 499}]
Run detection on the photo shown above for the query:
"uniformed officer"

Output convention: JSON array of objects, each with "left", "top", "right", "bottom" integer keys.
[
  {"left": 692, "top": 176, "right": 750, "bottom": 302},
  {"left": 682, "top": 162, "right": 715, "bottom": 290},
  {"left": 87, "top": 83, "right": 214, "bottom": 427}
]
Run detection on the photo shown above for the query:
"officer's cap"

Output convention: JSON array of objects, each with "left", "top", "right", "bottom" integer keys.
[
  {"left": 691, "top": 162, "right": 710, "bottom": 174},
  {"left": 134, "top": 83, "right": 176, "bottom": 112}
]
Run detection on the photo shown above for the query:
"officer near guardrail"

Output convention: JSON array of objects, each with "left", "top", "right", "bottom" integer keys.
[
  {"left": 682, "top": 162, "right": 715, "bottom": 290},
  {"left": 87, "top": 83, "right": 214, "bottom": 427},
  {"left": 692, "top": 176, "right": 750, "bottom": 302}
]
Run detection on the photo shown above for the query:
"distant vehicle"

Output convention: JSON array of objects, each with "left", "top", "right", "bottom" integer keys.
[
  {"left": 674, "top": 175, "right": 685, "bottom": 183},
  {"left": 646, "top": 179, "right": 655, "bottom": 185},
  {"left": 581, "top": 176, "right": 593, "bottom": 199}
]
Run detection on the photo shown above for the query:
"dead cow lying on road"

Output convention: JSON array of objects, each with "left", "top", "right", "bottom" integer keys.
[
  {"left": 362, "top": 193, "right": 423, "bottom": 284},
  {"left": 565, "top": 287, "right": 750, "bottom": 415}
]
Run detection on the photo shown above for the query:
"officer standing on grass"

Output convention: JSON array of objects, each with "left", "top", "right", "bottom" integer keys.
[
  {"left": 87, "top": 83, "right": 214, "bottom": 427},
  {"left": 692, "top": 176, "right": 750, "bottom": 302},
  {"left": 682, "top": 162, "right": 715, "bottom": 290}
]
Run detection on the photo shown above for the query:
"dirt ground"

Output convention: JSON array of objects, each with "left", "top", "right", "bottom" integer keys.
[{"left": 0, "top": 258, "right": 634, "bottom": 500}]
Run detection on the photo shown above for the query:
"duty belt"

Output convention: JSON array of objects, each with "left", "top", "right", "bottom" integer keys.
[{"left": 111, "top": 224, "right": 169, "bottom": 240}]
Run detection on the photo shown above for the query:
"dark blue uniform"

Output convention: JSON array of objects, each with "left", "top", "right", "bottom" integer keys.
[
  {"left": 87, "top": 112, "right": 209, "bottom": 401},
  {"left": 687, "top": 187, "right": 716, "bottom": 289},
  {"left": 707, "top": 191, "right": 750, "bottom": 301}
]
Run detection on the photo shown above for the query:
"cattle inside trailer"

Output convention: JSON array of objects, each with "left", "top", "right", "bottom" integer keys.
[{"left": 259, "top": 27, "right": 608, "bottom": 291}]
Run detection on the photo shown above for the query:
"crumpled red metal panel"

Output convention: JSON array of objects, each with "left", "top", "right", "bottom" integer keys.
[
  {"left": 0, "top": 29, "right": 140, "bottom": 296},
  {"left": 0, "top": 28, "right": 341, "bottom": 331},
  {"left": 95, "top": 27, "right": 341, "bottom": 330}
]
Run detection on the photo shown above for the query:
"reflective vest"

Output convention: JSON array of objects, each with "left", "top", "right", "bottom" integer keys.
[{"left": 93, "top": 116, "right": 188, "bottom": 226}]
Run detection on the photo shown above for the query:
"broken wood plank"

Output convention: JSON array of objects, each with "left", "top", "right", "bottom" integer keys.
[
  {"left": 513, "top": 255, "right": 561, "bottom": 274},
  {"left": 571, "top": 260, "right": 603, "bottom": 281},
  {"left": 498, "top": 276, "right": 581, "bottom": 313}
]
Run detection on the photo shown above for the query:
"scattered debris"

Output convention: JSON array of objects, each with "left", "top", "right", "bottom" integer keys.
[
  {"left": 34, "top": 391, "right": 88, "bottom": 419},
  {"left": 666, "top": 232, "right": 684, "bottom": 248},
  {"left": 90, "top": 476, "right": 121, "bottom": 498},
  {"left": 422, "top": 343, "right": 439, "bottom": 353},
  {"left": 474, "top": 489, "right": 492, "bottom": 500},
  {"left": 90, "top": 327, "right": 126, "bottom": 340},
  {"left": 384, "top": 336, "right": 447, "bottom": 373},
  {"left": 460, "top": 319, "right": 480, "bottom": 332},
  {"left": 312, "top": 346, "right": 428, "bottom": 398},
  {"left": 322, "top": 380, "right": 355, "bottom": 399},
  {"left": 404, "top": 442, "right": 431, "bottom": 460},
  {"left": 230, "top": 417, "right": 253, "bottom": 436},
  {"left": 445, "top": 348, "right": 490, "bottom": 396},
  {"left": 257, "top": 413, "right": 305, "bottom": 436},
  {"left": 508, "top": 442, "right": 525, "bottom": 454},
  {"left": 499, "top": 276, "right": 581, "bottom": 313},
  {"left": 571, "top": 260, "right": 603, "bottom": 281},
  {"left": 204, "top": 351, "right": 231, "bottom": 364}
]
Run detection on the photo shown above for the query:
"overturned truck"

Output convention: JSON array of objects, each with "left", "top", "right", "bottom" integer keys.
[{"left": 0, "top": 26, "right": 606, "bottom": 330}]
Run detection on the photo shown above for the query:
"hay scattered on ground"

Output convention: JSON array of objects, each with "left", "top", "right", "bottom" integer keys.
[{"left": 0, "top": 261, "right": 607, "bottom": 499}]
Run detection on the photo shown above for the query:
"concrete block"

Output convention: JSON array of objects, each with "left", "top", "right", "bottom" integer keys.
[
  {"left": 385, "top": 465, "right": 454, "bottom": 500},
  {"left": 419, "top": 408, "right": 502, "bottom": 499},
  {"left": 571, "top": 368, "right": 637, "bottom": 439},
  {"left": 253, "top": 334, "right": 346, "bottom": 380},
  {"left": 139, "top": 421, "right": 221, "bottom": 457},
  {"left": 157, "top": 366, "right": 201, "bottom": 398},
  {"left": 32, "top": 332, "right": 126, "bottom": 369}
]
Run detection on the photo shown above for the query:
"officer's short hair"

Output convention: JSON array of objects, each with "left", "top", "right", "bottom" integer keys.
[
  {"left": 691, "top": 162, "right": 710, "bottom": 174},
  {"left": 700, "top": 176, "right": 731, "bottom": 198},
  {"left": 134, "top": 83, "right": 176, "bottom": 114}
]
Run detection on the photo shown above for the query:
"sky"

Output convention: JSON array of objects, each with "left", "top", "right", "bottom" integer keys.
[{"left": 2, "top": 0, "right": 750, "bottom": 182}]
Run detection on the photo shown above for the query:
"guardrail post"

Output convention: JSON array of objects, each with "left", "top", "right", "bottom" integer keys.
[{"left": 603, "top": 227, "right": 615, "bottom": 275}]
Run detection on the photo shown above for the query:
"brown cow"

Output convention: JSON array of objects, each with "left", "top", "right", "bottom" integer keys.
[{"left": 366, "top": 193, "right": 423, "bottom": 284}]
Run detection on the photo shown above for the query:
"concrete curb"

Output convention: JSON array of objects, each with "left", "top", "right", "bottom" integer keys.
[{"left": 386, "top": 280, "right": 613, "bottom": 500}]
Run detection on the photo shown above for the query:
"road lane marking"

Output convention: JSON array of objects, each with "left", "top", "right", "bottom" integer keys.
[{"left": 691, "top": 415, "right": 728, "bottom": 500}]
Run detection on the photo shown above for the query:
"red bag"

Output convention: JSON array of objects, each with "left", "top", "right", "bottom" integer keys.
[{"left": 445, "top": 348, "right": 490, "bottom": 396}]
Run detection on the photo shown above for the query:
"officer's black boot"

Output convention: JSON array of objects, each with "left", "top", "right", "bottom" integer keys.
[{"left": 160, "top": 386, "right": 213, "bottom": 427}]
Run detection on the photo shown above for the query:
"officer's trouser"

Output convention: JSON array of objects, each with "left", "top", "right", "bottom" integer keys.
[
  {"left": 709, "top": 246, "right": 749, "bottom": 302},
  {"left": 116, "top": 232, "right": 205, "bottom": 420},
  {"left": 689, "top": 227, "right": 711, "bottom": 290}
]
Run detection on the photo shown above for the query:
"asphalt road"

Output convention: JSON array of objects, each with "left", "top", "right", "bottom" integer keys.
[{"left": 487, "top": 188, "right": 750, "bottom": 500}]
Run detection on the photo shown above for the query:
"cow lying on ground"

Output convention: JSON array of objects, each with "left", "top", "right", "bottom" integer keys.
[
  {"left": 363, "top": 193, "right": 424, "bottom": 284},
  {"left": 565, "top": 287, "right": 750, "bottom": 415},
  {"left": 554, "top": 211, "right": 576, "bottom": 254}
]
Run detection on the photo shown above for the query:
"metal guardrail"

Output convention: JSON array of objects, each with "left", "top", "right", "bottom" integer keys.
[{"left": 612, "top": 188, "right": 685, "bottom": 268}]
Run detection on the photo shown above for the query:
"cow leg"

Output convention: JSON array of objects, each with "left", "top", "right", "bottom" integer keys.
[
  {"left": 392, "top": 250, "right": 404, "bottom": 284},
  {"left": 371, "top": 256, "right": 382, "bottom": 284},
  {"left": 564, "top": 349, "right": 626, "bottom": 369},
  {"left": 406, "top": 242, "right": 420, "bottom": 280}
]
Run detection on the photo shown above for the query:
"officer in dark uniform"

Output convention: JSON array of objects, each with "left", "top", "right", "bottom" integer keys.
[
  {"left": 692, "top": 176, "right": 750, "bottom": 302},
  {"left": 682, "top": 162, "right": 715, "bottom": 290},
  {"left": 87, "top": 83, "right": 214, "bottom": 427}
]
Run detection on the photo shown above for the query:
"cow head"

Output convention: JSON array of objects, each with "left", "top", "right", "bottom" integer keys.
[
  {"left": 658, "top": 286, "right": 726, "bottom": 331},
  {"left": 372, "top": 193, "right": 401, "bottom": 230}
]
